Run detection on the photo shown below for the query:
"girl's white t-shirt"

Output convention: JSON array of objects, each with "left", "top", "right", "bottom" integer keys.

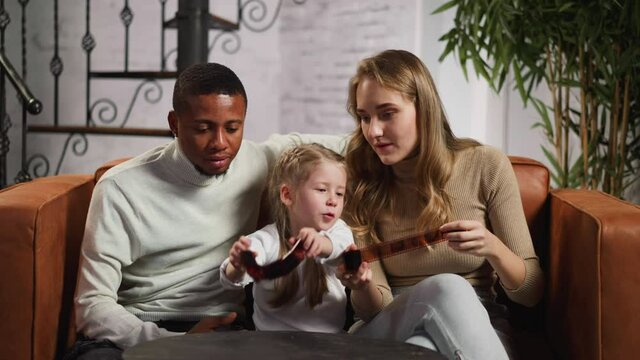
[{"left": 220, "top": 219, "right": 354, "bottom": 333}]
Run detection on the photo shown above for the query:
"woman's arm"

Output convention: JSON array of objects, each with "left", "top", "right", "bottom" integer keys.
[
  {"left": 443, "top": 148, "right": 544, "bottom": 306},
  {"left": 441, "top": 220, "right": 526, "bottom": 290}
]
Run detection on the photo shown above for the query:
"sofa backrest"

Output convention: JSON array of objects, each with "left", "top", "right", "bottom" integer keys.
[
  {"left": 0, "top": 174, "right": 95, "bottom": 360},
  {"left": 508, "top": 156, "right": 550, "bottom": 249},
  {"left": 95, "top": 156, "right": 552, "bottom": 247}
]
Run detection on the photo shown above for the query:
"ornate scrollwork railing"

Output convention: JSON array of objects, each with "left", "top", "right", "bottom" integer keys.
[{"left": 0, "top": 0, "right": 308, "bottom": 186}]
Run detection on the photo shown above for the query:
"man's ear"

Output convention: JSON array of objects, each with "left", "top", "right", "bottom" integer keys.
[
  {"left": 280, "top": 184, "right": 294, "bottom": 206},
  {"left": 168, "top": 110, "right": 178, "bottom": 137}
]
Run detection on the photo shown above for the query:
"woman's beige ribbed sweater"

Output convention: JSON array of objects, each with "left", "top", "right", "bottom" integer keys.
[{"left": 352, "top": 145, "right": 544, "bottom": 316}]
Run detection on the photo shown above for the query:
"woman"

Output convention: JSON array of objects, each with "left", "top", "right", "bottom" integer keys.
[{"left": 339, "top": 49, "right": 544, "bottom": 360}]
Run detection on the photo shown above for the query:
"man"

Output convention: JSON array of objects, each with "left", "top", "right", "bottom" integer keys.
[{"left": 68, "top": 63, "right": 346, "bottom": 359}]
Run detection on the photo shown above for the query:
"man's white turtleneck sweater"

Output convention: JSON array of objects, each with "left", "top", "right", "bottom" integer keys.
[{"left": 75, "top": 134, "right": 346, "bottom": 349}]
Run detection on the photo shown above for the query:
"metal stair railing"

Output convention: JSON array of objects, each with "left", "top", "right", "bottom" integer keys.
[
  {"left": 0, "top": 51, "right": 42, "bottom": 115},
  {"left": 0, "top": 50, "right": 42, "bottom": 187},
  {"left": 0, "top": 0, "right": 306, "bottom": 188}
]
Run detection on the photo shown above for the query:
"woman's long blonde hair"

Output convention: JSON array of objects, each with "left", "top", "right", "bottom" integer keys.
[
  {"left": 344, "top": 49, "right": 479, "bottom": 244},
  {"left": 268, "top": 143, "right": 346, "bottom": 308}
]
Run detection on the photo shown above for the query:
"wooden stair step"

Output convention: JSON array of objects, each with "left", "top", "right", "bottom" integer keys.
[
  {"left": 28, "top": 125, "right": 172, "bottom": 137},
  {"left": 89, "top": 71, "right": 178, "bottom": 79},
  {"left": 163, "top": 14, "right": 239, "bottom": 31}
]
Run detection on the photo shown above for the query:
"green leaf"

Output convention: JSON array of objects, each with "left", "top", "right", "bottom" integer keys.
[
  {"left": 512, "top": 62, "right": 528, "bottom": 103},
  {"left": 431, "top": 0, "right": 639, "bottom": 197},
  {"left": 432, "top": 0, "right": 459, "bottom": 15},
  {"left": 531, "top": 98, "right": 556, "bottom": 143},
  {"left": 541, "top": 145, "right": 563, "bottom": 188},
  {"left": 558, "top": 3, "right": 575, "bottom": 13}
]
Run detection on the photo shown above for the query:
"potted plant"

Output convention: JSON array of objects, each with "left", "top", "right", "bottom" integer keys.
[{"left": 435, "top": 0, "right": 639, "bottom": 198}]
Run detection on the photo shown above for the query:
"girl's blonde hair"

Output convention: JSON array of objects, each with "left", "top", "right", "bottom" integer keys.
[
  {"left": 344, "top": 49, "right": 479, "bottom": 244},
  {"left": 268, "top": 143, "right": 346, "bottom": 308}
]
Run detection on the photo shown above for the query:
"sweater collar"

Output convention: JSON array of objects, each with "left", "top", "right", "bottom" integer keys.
[
  {"left": 165, "top": 140, "right": 226, "bottom": 187},
  {"left": 391, "top": 154, "right": 419, "bottom": 184}
]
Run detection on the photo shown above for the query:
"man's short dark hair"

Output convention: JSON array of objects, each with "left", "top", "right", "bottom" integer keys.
[{"left": 172, "top": 63, "right": 248, "bottom": 114}]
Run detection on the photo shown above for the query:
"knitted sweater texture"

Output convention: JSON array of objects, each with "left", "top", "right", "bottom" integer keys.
[
  {"left": 75, "top": 134, "right": 346, "bottom": 349},
  {"left": 352, "top": 145, "right": 544, "bottom": 319}
]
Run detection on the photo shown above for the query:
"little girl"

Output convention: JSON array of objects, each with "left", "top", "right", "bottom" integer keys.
[{"left": 220, "top": 143, "right": 354, "bottom": 333}]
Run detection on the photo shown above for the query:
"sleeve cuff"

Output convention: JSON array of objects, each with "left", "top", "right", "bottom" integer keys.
[
  {"left": 502, "top": 258, "right": 545, "bottom": 307},
  {"left": 219, "top": 258, "right": 251, "bottom": 288}
]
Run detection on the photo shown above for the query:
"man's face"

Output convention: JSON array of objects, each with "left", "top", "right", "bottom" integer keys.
[{"left": 168, "top": 93, "right": 246, "bottom": 175}]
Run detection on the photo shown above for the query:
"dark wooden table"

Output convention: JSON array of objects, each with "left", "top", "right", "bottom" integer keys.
[{"left": 123, "top": 331, "right": 445, "bottom": 359}]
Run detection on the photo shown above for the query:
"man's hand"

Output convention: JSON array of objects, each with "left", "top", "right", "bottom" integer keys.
[{"left": 187, "top": 312, "right": 237, "bottom": 334}]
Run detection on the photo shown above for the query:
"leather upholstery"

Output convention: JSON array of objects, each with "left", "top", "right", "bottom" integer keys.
[
  {"left": 0, "top": 175, "right": 94, "bottom": 360},
  {"left": 509, "top": 156, "right": 550, "bottom": 248},
  {"left": 548, "top": 189, "right": 640, "bottom": 360},
  {"left": 0, "top": 156, "right": 638, "bottom": 360}
]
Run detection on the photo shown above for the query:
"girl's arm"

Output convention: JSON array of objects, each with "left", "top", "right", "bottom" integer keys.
[
  {"left": 224, "top": 236, "right": 252, "bottom": 283},
  {"left": 321, "top": 219, "right": 355, "bottom": 261},
  {"left": 220, "top": 225, "right": 279, "bottom": 287},
  {"left": 223, "top": 262, "right": 246, "bottom": 284},
  {"left": 220, "top": 236, "right": 252, "bottom": 287},
  {"left": 337, "top": 244, "right": 392, "bottom": 321},
  {"left": 296, "top": 227, "right": 334, "bottom": 258}
]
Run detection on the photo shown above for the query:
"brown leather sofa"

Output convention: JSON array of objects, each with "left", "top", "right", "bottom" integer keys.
[{"left": 1, "top": 156, "right": 638, "bottom": 360}]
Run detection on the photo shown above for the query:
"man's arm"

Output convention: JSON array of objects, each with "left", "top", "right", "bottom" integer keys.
[{"left": 74, "top": 179, "right": 178, "bottom": 349}]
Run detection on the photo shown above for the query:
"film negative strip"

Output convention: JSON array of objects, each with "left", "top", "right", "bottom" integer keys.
[
  {"left": 343, "top": 229, "right": 445, "bottom": 272},
  {"left": 241, "top": 239, "right": 305, "bottom": 282},
  {"left": 241, "top": 229, "right": 445, "bottom": 281}
]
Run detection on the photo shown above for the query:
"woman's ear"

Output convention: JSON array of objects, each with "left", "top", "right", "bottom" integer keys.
[{"left": 280, "top": 184, "right": 294, "bottom": 206}]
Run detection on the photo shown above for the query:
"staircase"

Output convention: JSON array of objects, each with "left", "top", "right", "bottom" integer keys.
[{"left": 0, "top": 0, "right": 297, "bottom": 188}]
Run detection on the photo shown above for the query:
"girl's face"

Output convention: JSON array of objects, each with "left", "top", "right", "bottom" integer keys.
[
  {"left": 283, "top": 161, "right": 347, "bottom": 233},
  {"left": 355, "top": 77, "right": 418, "bottom": 165}
]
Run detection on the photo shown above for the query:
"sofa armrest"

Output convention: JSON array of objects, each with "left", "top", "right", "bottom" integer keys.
[
  {"left": 0, "top": 175, "right": 94, "bottom": 360},
  {"left": 547, "top": 189, "right": 640, "bottom": 360}
]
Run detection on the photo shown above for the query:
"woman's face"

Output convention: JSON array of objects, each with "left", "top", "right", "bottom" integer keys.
[
  {"left": 355, "top": 77, "right": 418, "bottom": 165},
  {"left": 356, "top": 78, "right": 418, "bottom": 165}
]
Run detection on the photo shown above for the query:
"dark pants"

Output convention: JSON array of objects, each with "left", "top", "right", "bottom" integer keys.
[
  {"left": 64, "top": 319, "right": 249, "bottom": 360},
  {"left": 62, "top": 336, "right": 123, "bottom": 360}
]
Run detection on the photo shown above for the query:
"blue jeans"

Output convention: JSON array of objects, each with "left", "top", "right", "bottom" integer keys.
[{"left": 351, "top": 273, "right": 509, "bottom": 360}]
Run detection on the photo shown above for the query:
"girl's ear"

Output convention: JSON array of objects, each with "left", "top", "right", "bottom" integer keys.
[{"left": 280, "top": 184, "right": 294, "bottom": 206}]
